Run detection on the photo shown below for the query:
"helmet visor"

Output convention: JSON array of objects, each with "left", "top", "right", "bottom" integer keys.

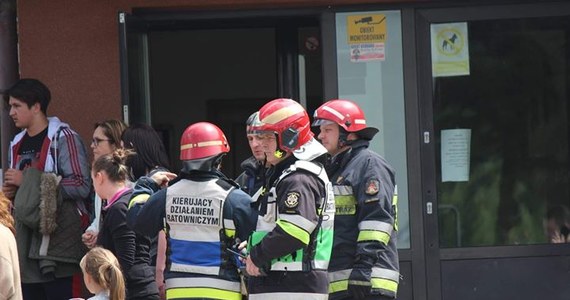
[{"left": 311, "top": 118, "right": 335, "bottom": 127}]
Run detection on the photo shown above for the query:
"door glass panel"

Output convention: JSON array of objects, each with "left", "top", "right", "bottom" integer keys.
[
  {"left": 433, "top": 17, "right": 570, "bottom": 247},
  {"left": 335, "top": 11, "right": 410, "bottom": 249}
]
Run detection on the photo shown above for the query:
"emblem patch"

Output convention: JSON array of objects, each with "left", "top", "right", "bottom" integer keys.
[
  {"left": 365, "top": 179, "right": 380, "bottom": 195},
  {"left": 285, "top": 192, "right": 300, "bottom": 208}
]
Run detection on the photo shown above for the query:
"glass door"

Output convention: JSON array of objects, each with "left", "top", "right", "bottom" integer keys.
[{"left": 417, "top": 3, "right": 570, "bottom": 300}]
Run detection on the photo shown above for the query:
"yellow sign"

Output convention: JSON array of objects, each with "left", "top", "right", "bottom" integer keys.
[{"left": 347, "top": 14, "right": 386, "bottom": 44}]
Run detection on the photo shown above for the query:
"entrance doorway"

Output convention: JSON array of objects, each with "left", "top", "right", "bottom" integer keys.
[{"left": 120, "top": 12, "right": 324, "bottom": 177}]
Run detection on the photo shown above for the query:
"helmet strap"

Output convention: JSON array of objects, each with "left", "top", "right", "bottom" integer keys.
[{"left": 338, "top": 128, "right": 349, "bottom": 148}]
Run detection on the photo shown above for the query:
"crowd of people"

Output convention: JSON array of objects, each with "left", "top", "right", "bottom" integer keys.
[{"left": 1, "top": 78, "right": 400, "bottom": 300}]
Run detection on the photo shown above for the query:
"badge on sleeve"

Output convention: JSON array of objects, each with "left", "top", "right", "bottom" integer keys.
[
  {"left": 285, "top": 192, "right": 300, "bottom": 208},
  {"left": 365, "top": 179, "right": 380, "bottom": 195}
]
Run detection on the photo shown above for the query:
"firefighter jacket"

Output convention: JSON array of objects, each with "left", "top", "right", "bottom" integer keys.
[
  {"left": 235, "top": 156, "right": 267, "bottom": 197},
  {"left": 248, "top": 155, "right": 335, "bottom": 300},
  {"left": 326, "top": 139, "right": 399, "bottom": 299},
  {"left": 127, "top": 171, "right": 257, "bottom": 300}
]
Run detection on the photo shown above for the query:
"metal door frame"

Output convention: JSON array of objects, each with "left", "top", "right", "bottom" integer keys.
[{"left": 415, "top": 2, "right": 570, "bottom": 299}]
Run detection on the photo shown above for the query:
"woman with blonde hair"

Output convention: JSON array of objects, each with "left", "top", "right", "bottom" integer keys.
[
  {"left": 0, "top": 191, "right": 22, "bottom": 300},
  {"left": 80, "top": 247, "right": 126, "bottom": 300}
]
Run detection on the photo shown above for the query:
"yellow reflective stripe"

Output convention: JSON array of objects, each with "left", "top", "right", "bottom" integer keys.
[
  {"left": 335, "top": 195, "right": 356, "bottom": 215},
  {"left": 357, "top": 230, "right": 390, "bottom": 245},
  {"left": 276, "top": 219, "right": 310, "bottom": 245},
  {"left": 372, "top": 277, "right": 398, "bottom": 293},
  {"left": 224, "top": 219, "right": 236, "bottom": 238},
  {"left": 329, "top": 278, "right": 398, "bottom": 294},
  {"left": 128, "top": 194, "right": 149, "bottom": 209},
  {"left": 224, "top": 228, "right": 236, "bottom": 238},
  {"left": 329, "top": 279, "right": 348, "bottom": 293},
  {"left": 166, "top": 287, "right": 241, "bottom": 300},
  {"left": 279, "top": 214, "right": 316, "bottom": 232}
]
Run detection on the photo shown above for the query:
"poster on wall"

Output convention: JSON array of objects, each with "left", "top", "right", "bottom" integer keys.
[
  {"left": 347, "top": 14, "right": 386, "bottom": 62},
  {"left": 430, "top": 22, "right": 470, "bottom": 77},
  {"left": 441, "top": 129, "right": 471, "bottom": 182}
]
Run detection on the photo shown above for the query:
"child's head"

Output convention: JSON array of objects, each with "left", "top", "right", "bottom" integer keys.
[{"left": 80, "top": 247, "right": 125, "bottom": 300}]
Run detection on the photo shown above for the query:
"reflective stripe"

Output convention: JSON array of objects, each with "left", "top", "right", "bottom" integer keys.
[
  {"left": 276, "top": 219, "right": 310, "bottom": 245},
  {"left": 250, "top": 292, "right": 328, "bottom": 300},
  {"left": 328, "top": 267, "right": 399, "bottom": 294},
  {"left": 393, "top": 185, "right": 399, "bottom": 231},
  {"left": 224, "top": 218, "right": 236, "bottom": 230},
  {"left": 321, "top": 105, "right": 345, "bottom": 121},
  {"left": 166, "top": 287, "right": 241, "bottom": 300},
  {"left": 359, "top": 220, "right": 393, "bottom": 235},
  {"left": 313, "top": 259, "right": 330, "bottom": 270},
  {"left": 171, "top": 226, "right": 221, "bottom": 241},
  {"left": 170, "top": 262, "right": 220, "bottom": 275},
  {"left": 335, "top": 195, "right": 356, "bottom": 215},
  {"left": 128, "top": 194, "right": 149, "bottom": 209},
  {"left": 332, "top": 185, "right": 353, "bottom": 195},
  {"left": 354, "top": 119, "right": 366, "bottom": 125},
  {"left": 329, "top": 280, "right": 348, "bottom": 293},
  {"left": 180, "top": 140, "right": 224, "bottom": 150},
  {"left": 328, "top": 269, "right": 352, "bottom": 282},
  {"left": 224, "top": 218, "right": 236, "bottom": 238},
  {"left": 289, "top": 160, "right": 327, "bottom": 178},
  {"left": 279, "top": 214, "right": 317, "bottom": 233},
  {"left": 372, "top": 268, "right": 400, "bottom": 281},
  {"left": 166, "top": 277, "right": 240, "bottom": 291},
  {"left": 329, "top": 278, "right": 397, "bottom": 294},
  {"left": 262, "top": 105, "right": 305, "bottom": 125},
  {"left": 357, "top": 230, "right": 390, "bottom": 245},
  {"left": 372, "top": 277, "right": 398, "bottom": 293},
  {"left": 272, "top": 261, "right": 303, "bottom": 271},
  {"left": 224, "top": 228, "right": 235, "bottom": 238}
]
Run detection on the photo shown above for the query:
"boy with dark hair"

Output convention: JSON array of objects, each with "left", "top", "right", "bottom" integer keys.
[{"left": 3, "top": 78, "right": 92, "bottom": 299}]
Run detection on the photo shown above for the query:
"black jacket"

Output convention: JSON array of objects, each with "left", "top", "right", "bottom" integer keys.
[{"left": 99, "top": 189, "right": 159, "bottom": 299}]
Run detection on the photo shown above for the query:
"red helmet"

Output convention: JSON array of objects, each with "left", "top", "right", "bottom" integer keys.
[
  {"left": 257, "top": 98, "right": 313, "bottom": 152},
  {"left": 313, "top": 99, "right": 378, "bottom": 140},
  {"left": 180, "top": 122, "right": 230, "bottom": 161}
]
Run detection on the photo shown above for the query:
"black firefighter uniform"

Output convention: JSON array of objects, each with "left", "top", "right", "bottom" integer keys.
[
  {"left": 248, "top": 158, "right": 335, "bottom": 300},
  {"left": 327, "top": 139, "right": 399, "bottom": 299}
]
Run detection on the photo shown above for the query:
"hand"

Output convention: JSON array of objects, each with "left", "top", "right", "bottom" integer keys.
[
  {"left": 551, "top": 230, "right": 568, "bottom": 243},
  {"left": 245, "top": 255, "right": 261, "bottom": 277},
  {"left": 82, "top": 231, "right": 98, "bottom": 248},
  {"left": 4, "top": 169, "right": 23, "bottom": 187},
  {"left": 150, "top": 171, "right": 177, "bottom": 187},
  {"left": 347, "top": 267, "right": 372, "bottom": 299},
  {"left": 2, "top": 184, "right": 17, "bottom": 200},
  {"left": 237, "top": 240, "right": 248, "bottom": 263},
  {"left": 156, "top": 272, "right": 166, "bottom": 300}
]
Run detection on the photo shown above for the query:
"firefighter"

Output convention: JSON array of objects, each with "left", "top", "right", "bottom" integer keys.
[
  {"left": 126, "top": 122, "right": 256, "bottom": 300},
  {"left": 244, "top": 98, "right": 336, "bottom": 299},
  {"left": 235, "top": 111, "right": 271, "bottom": 198},
  {"left": 313, "top": 99, "right": 399, "bottom": 300}
]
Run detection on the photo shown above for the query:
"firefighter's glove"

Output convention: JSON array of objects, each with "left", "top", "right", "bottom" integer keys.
[{"left": 347, "top": 267, "right": 372, "bottom": 299}]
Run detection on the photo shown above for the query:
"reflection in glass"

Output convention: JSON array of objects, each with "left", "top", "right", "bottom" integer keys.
[{"left": 434, "top": 17, "right": 570, "bottom": 247}]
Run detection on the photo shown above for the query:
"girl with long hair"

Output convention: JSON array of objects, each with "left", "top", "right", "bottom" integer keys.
[{"left": 80, "top": 247, "right": 126, "bottom": 300}]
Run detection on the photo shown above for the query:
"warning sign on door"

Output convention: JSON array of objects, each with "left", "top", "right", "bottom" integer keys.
[
  {"left": 347, "top": 14, "right": 386, "bottom": 62},
  {"left": 347, "top": 14, "right": 386, "bottom": 44}
]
